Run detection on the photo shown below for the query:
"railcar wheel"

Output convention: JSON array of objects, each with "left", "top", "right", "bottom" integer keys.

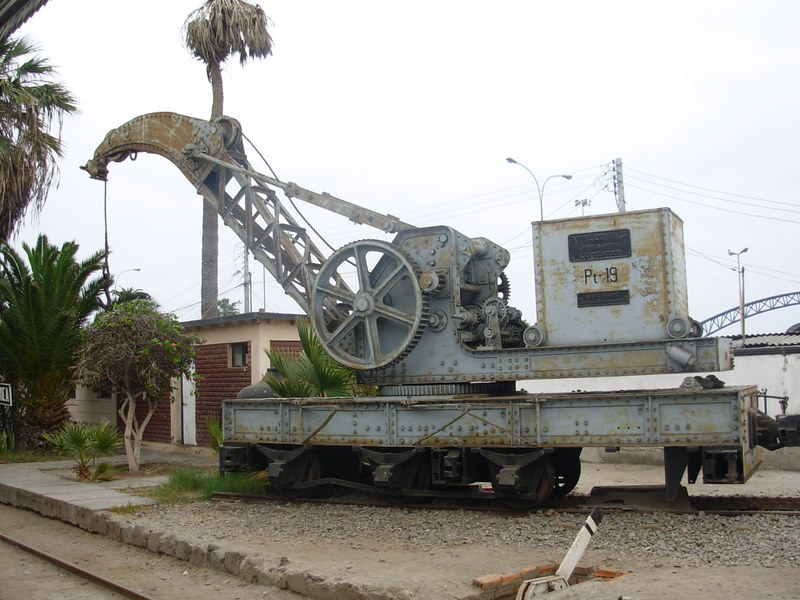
[
  {"left": 552, "top": 449, "right": 582, "bottom": 497},
  {"left": 311, "top": 240, "right": 428, "bottom": 370},
  {"left": 498, "top": 457, "right": 556, "bottom": 510}
]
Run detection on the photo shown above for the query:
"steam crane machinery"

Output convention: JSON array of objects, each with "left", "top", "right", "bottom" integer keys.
[{"left": 84, "top": 112, "right": 800, "bottom": 507}]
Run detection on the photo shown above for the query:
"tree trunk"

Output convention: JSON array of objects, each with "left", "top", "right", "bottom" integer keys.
[
  {"left": 200, "top": 202, "right": 219, "bottom": 319},
  {"left": 209, "top": 61, "right": 224, "bottom": 121},
  {"left": 119, "top": 392, "right": 137, "bottom": 472},
  {"left": 201, "top": 61, "right": 225, "bottom": 320},
  {"left": 118, "top": 391, "right": 158, "bottom": 473}
]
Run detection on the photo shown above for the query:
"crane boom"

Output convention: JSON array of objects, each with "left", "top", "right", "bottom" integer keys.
[
  {"left": 84, "top": 111, "right": 732, "bottom": 382},
  {"left": 82, "top": 112, "right": 410, "bottom": 314}
]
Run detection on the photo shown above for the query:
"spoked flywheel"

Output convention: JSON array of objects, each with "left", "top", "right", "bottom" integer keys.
[{"left": 311, "top": 240, "right": 428, "bottom": 369}]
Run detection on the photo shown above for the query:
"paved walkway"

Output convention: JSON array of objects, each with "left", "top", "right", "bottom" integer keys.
[{"left": 0, "top": 447, "right": 217, "bottom": 514}]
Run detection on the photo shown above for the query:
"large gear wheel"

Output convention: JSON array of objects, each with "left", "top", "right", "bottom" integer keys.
[
  {"left": 311, "top": 240, "right": 428, "bottom": 370},
  {"left": 497, "top": 272, "right": 511, "bottom": 302}
]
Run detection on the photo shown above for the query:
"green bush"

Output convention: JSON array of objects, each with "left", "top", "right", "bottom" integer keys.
[{"left": 205, "top": 415, "right": 223, "bottom": 451}]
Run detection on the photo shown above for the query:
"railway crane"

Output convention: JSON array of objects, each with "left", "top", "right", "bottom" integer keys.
[{"left": 84, "top": 112, "right": 800, "bottom": 507}]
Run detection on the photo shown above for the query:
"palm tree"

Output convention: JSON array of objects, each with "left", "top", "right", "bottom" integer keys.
[
  {"left": 0, "top": 235, "right": 105, "bottom": 447},
  {"left": 264, "top": 319, "right": 356, "bottom": 398},
  {"left": 217, "top": 297, "right": 240, "bottom": 316},
  {"left": 183, "top": 0, "right": 273, "bottom": 320},
  {"left": 111, "top": 286, "right": 156, "bottom": 308},
  {"left": 0, "top": 37, "right": 77, "bottom": 240}
]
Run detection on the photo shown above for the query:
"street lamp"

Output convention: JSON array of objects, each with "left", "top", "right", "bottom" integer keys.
[
  {"left": 506, "top": 157, "right": 572, "bottom": 221},
  {"left": 727, "top": 248, "right": 748, "bottom": 342},
  {"left": 114, "top": 268, "right": 141, "bottom": 291}
]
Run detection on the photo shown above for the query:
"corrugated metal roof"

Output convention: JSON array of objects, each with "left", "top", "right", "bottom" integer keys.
[
  {"left": 0, "top": 0, "right": 51, "bottom": 41},
  {"left": 724, "top": 332, "right": 800, "bottom": 353}
]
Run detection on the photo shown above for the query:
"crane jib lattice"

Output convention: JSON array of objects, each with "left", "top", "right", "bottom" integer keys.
[{"left": 700, "top": 292, "right": 800, "bottom": 335}]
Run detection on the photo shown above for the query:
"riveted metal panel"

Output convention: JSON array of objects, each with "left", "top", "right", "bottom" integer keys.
[
  {"left": 394, "top": 404, "right": 515, "bottom": 447},
  {"left": 223, "top": 386, "right": 754, "bottom": 450},
  {"left": 521, "top": 399, "right": 649, "bottom": 446},
  {"left": 285, "top": 404, "right": 390, "bottom": 445},
  {"left": 533, "top": 209, "right": 690, "bottom": 345}
]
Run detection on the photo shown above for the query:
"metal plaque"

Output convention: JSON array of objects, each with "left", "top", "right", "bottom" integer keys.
[
  {"left": 577, "top": 290, "right": 631, "bottom": 308},
  {"left": 568, "top": 229, "right": 632, "bottom": 262}
]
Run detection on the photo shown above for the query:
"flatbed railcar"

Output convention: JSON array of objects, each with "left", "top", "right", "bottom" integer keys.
[{"left": 83, "top": 112, "right": 800, "bottom": 507}]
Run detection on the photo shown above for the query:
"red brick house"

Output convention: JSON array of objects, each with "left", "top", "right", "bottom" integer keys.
[{"left": 68, "top": 311, "right": 303, "bottom": 449}]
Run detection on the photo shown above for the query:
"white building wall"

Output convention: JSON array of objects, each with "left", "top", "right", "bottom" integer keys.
[
  {"left": 66, "top": 388, "right": 115, "bottom": 424},
  {"left": 519, "top": 353, "right": 799, "bottom": 417}
]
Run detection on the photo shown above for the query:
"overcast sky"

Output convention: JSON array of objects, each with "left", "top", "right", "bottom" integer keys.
[{"left": 16, "top": 1, "right": 800, "bottom": 335}]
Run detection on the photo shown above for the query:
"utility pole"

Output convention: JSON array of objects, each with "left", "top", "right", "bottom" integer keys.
[
  {"left": 243, "top": 244, "right": 252, "bottom": 313},
  {"left": 613, "top": 158, "right": 626, "bottom": 213},
  {"left": 728, "top": 247, "right": 748, "bottom": 343}
]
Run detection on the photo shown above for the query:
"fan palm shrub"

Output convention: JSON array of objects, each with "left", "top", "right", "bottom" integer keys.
[{"left": 44, "top": 420, "right": 121, "bottom": 481}]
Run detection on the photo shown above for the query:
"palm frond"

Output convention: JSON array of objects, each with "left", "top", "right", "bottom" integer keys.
[
  {"left": 184, "top": 0, "right": 273, "bottom": 68},
  {"left": 263, "top": 319, "right": 355, "bottom": 398},
  {"left": 0, "top": 235, "right": 106, "bottom": 442},
  {"left": 0, "top": 36, "right": 76, "bottom": 240}
]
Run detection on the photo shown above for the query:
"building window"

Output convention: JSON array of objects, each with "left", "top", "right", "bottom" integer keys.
[{"left": 230, "top": 342, "right": 250, "bottom": 368}]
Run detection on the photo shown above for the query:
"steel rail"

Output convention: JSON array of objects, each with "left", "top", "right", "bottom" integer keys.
[
  {"left": 211, "top": 489, "right": 800, "bottom": 515},
  {"left": 0, "top": 530, "right": 159, "bottom": 600}
]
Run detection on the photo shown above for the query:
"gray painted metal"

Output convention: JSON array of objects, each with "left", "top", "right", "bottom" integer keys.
[
  {"left": 84, "top": 112, "right": 732, "bottom": 385},
  {"left": 532, "top": 209, "right": 691, "bottom": 346},
  {"left": 223, "top": 385, "right": 758, "bottom": 450}
]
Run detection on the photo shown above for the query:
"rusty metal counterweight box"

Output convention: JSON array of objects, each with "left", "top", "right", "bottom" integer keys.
[{"left": 531, "top": 208, "right": 691, "bottom": 346}]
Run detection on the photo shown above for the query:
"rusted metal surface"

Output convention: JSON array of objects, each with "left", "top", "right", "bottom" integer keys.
[
  {"left": 211, "top": 488, "right": 800, "bottom": 516},
  {"left": 223, "top": 386, "right": 757, "bottom": 449},
  {"left": 532, "top": 209, "right": 693, "bottom": 346},
  {"left": 85, "top": 112, "right": 731, "bottom": 381},
  {"left": 82, "top": 112, "right": 233, "bottom": 184},
  {"left": 361, "top": 336, "right": 731, "bottom": 384}
]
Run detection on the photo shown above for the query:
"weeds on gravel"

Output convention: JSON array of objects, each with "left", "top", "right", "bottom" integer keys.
[{"left": 147, "top": 467, "right": 266, "bottom": 503}]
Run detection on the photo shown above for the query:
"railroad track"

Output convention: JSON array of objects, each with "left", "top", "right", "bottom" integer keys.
[
  {"left": 211, "top": 488, "right": 800, "bottom": 515},
  {"left": 0, "top": 530, "right": 159, "bottom": 600}
]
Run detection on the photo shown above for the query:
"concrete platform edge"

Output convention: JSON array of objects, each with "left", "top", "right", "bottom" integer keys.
[{"left": 0, "top": 475, "right": 481, "bottom": 600}]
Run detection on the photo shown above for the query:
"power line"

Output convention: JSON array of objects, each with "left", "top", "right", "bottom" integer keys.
[
  {"left": 626, "top": 174, "right": 800, "bottom": 215},
  {"left": 625, "top": 182, "right": 800, "bottom": 225},
  {"left": 626, "top": 167, "right": 799, "bottom": 208}
]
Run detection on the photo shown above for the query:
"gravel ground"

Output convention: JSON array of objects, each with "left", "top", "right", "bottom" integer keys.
[
  {"left": 119, "top": 497, "right": 800, "bottom": 599},
  {"left": 22, "top": 454, "right": 800, "bottom": 599},
  {"left": 131, "top": 500, "right": 800, "bottom": 568}
]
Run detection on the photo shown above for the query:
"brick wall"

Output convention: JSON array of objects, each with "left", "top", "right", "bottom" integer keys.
[
  {"left": 195, "top": 342, "right": 252, "bottom": 447},
  {"left": 116, "top": 393, "right": 172, "bottom": 444},
  {"left": 138, "top": 396, "right": 172, "bottom": 443},
  {"left": 270, "top": 340, "right": 303, "bottom": 356}
]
